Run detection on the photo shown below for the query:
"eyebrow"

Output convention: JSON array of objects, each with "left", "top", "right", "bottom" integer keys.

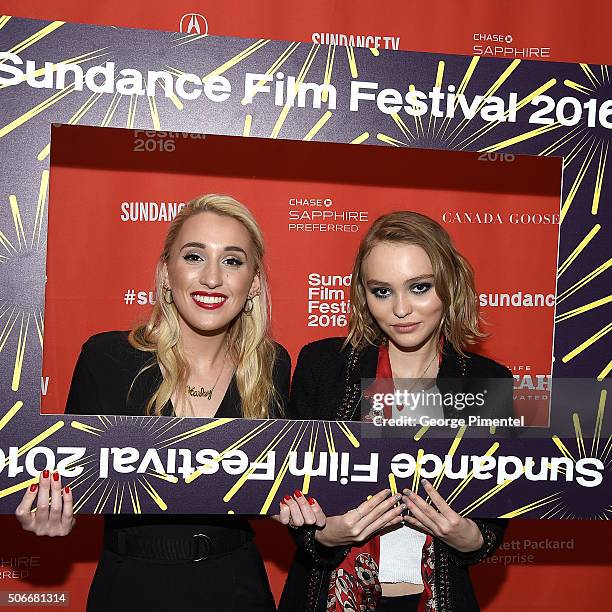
[
  {"left": 366, "top": 274, "right": 434, "bottom": 287},
  {"left": 180, "top": 242, "right": 248, "bottom": 259}
]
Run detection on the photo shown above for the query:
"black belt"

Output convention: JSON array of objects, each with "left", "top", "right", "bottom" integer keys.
[{"left": 104, "top": 528, "right": 251, "bottom": 563}]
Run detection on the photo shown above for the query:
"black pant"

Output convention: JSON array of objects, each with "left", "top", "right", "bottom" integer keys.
[
  {"left": 87, "top": 541, "right": 276, "bottom": 612},
  {"left": 376, "top": 593, "right": 421, "bottom": 612}
]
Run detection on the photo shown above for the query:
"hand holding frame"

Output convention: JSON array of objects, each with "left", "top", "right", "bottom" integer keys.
[{"left": 402, "top": 479, "right": 483, "bottom": 553}]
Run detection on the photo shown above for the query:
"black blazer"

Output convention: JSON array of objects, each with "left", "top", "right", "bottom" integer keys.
[
  {"left": 65, "top": 330, "right": 291, "bottom": 535},
  {"left": 289, "top": 337, "right": 514, "bottom": 423},
  {"left": 279, "top": 337, "right": 511, "bottom": 612},
  {"left": 66, "top": 330, "right": 291, "bottom": 418}
]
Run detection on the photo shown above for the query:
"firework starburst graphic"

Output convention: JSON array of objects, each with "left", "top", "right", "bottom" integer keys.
[{"left": 0, "top": 15, "right": 610, "bottom": 518}]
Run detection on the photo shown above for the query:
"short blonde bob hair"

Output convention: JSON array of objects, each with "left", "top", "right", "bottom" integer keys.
[{"left": 346, "top": 211, "right": 484, "bottom": 353}]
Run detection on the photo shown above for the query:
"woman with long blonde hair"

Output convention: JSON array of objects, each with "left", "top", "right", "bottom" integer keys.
[{"left": 16, "top": 194, "right": 290, "bottom": 611}]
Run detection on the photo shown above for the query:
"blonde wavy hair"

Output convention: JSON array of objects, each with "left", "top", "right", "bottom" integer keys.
[
  {"left": 129, "top": 194, "right": 281, "bottom": 418},
  {"left": 346, "top": 211, "right": 485, "bottom": 354}
]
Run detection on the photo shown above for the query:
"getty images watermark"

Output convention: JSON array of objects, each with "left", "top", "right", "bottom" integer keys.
[{"left": 361, "top": 377, "right": 525, "bottom": 431}]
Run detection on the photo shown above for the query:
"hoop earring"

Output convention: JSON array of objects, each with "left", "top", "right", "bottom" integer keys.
[
  {"left": 163, "top": 287, "right": 174, "bottom": 304},
  {"left": 243, "top": 296, "right": 254, "bottom": 314}
]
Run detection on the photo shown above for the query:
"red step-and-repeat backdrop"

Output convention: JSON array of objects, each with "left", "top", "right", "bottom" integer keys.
[{"left": 0, "top": 1, "right": 609, "bottom": 610}]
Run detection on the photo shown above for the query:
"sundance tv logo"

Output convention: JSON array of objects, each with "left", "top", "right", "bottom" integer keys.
[
  {"left": 312, "top": 32, "right": 401, "bottom": 50},
  {"left": 180, "top": 13, "right": 209, "bottom": 35}
]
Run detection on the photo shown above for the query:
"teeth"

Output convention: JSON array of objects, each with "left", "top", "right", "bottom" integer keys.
[{"left": 193, "top": 295, "right": 225, "bottom": 304}]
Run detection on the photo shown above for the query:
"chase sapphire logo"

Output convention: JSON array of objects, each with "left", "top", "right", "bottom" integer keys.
[{"left": 179, "top": 13, "right": 209, "bottom": 35}]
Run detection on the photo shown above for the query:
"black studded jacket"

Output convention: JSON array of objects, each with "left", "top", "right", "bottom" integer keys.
[{"left": 278, "top": 337, "right": 511, "bottom": 612}]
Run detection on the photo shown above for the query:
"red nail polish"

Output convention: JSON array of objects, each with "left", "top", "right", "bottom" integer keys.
[
  {"left": 64, "top": 485, "right": 70, "bottom": 494},
  {"left": 30, "top": 484, "right": 38, "bottom": 492},
  {"left": 53, "top": 471, "right": 59, "bottom": 481},
  {"left": 280, "top": 499, "right": 287, "bottom": 506},
  {"left": 283, "top": 495, "right": 292, "bottom": 502},
  {"left": 307, "top": 497, "right": 316, "bottom": 506},
  {"left": 294, "top": 490, "right": 303, "bottom": 498},
  {"left": 42, "top": 470, "right": 49, "bottom": 479}
]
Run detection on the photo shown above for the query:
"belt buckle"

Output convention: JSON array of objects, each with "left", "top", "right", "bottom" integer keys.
[{"left": 192, "top": 533, "right": 212, "bottom": 562}]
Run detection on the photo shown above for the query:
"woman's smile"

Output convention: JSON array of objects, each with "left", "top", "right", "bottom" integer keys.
[{"left": 191, "top": 291, "right": 228, "bottom": 309}]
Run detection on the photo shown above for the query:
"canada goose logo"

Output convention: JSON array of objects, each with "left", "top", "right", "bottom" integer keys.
[{"left": 179, "top": 13, "right": 209, "bottom": 35}]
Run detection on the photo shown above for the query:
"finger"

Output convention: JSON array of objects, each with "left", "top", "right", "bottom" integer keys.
[
  {"left": 293, "top": 490, "right": 318, "bottom": 526},
  {"left": 403, "top": 489, "right": 445, "bottom": 526},
  {"left": 403, "top": 515, "right": 433, "bottom": 536},
  {"left": 421, "top": 479, "right": 453, "bottom": 517},
  {"left": 356, "top": 491, "right": 401, "bottom": 528},
  {"left": 360, "top": 492, "right": 404, "bottom": 526},
  {"left": 276, "top": 500, "right": 291, "bottom": 525},
  {"left": 403, "top": 493, "right": 441, "bottom": 535},
  {"left": 355, "top": 489, "right": 391, "bottom": 518},
  {"left": 405, "top": 501, "right": 438, "bottom": 535},
  {"left": 283, "top": 495, "right": 305, "bottom": 527},
  {"left": 379, "top": 514, "right": 405, "bottom": 531},
  {"left": 360, "top": 502, "right": 407, "bottom": 541},
  {"left": 61, "top": 484, "right": 74, "bottom": 529},
  {"left": 49, "top": 472, "right": 63, "bottom": 526},
  {"left": 15, "top": 482, "right": 39, "bottom": 530},
  {"left": 306, "top": 497, "right": 326, "bottom": 528},
  {"left": 35, "top": 470, "right": 51, "bottom": 525}
]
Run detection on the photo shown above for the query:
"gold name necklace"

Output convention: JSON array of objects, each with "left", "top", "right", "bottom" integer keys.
[{"left": 186, "top": 353, "right": 227, "bottom": 400}]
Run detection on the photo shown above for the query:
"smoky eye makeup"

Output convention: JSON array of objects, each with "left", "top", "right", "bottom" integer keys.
[
  {"left": 366, "top": 275, "right": 435, "bottom": 298},
  {"left": 369, "top": 287, "right": 392, "bottom": 299},
  {"left": 365, "top": 279, "right": 392, "bottom": 299},
  {"left": 410, "top": 281, "right": 434, "bottom": 295}
]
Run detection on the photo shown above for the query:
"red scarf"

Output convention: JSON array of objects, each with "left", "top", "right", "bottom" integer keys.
[{"left": 327, "top": 344, "right": 437, "bottom": 612}]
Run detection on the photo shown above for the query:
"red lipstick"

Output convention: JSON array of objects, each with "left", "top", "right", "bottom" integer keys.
[{"left": 191, "top": 291, "right": 227, "bottom": 310}]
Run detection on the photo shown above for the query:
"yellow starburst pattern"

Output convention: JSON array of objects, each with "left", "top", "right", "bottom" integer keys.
[
  {"left": 498, "top": 390, "right": 611, "bottom": 519},
  {"left": 0, "top": 18, "right": 609, "bottom": 522},
  {"left": 0, "top": 171, "right": 49, "bottom": 390}
]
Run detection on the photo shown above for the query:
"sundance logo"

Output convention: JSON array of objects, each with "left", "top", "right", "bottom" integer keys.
[
  {"left": 312, "top": 32, "right": 400, "bottom": 50},
  {"left": 180, "top": 13, "right": 209, "bottom": 35}
]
